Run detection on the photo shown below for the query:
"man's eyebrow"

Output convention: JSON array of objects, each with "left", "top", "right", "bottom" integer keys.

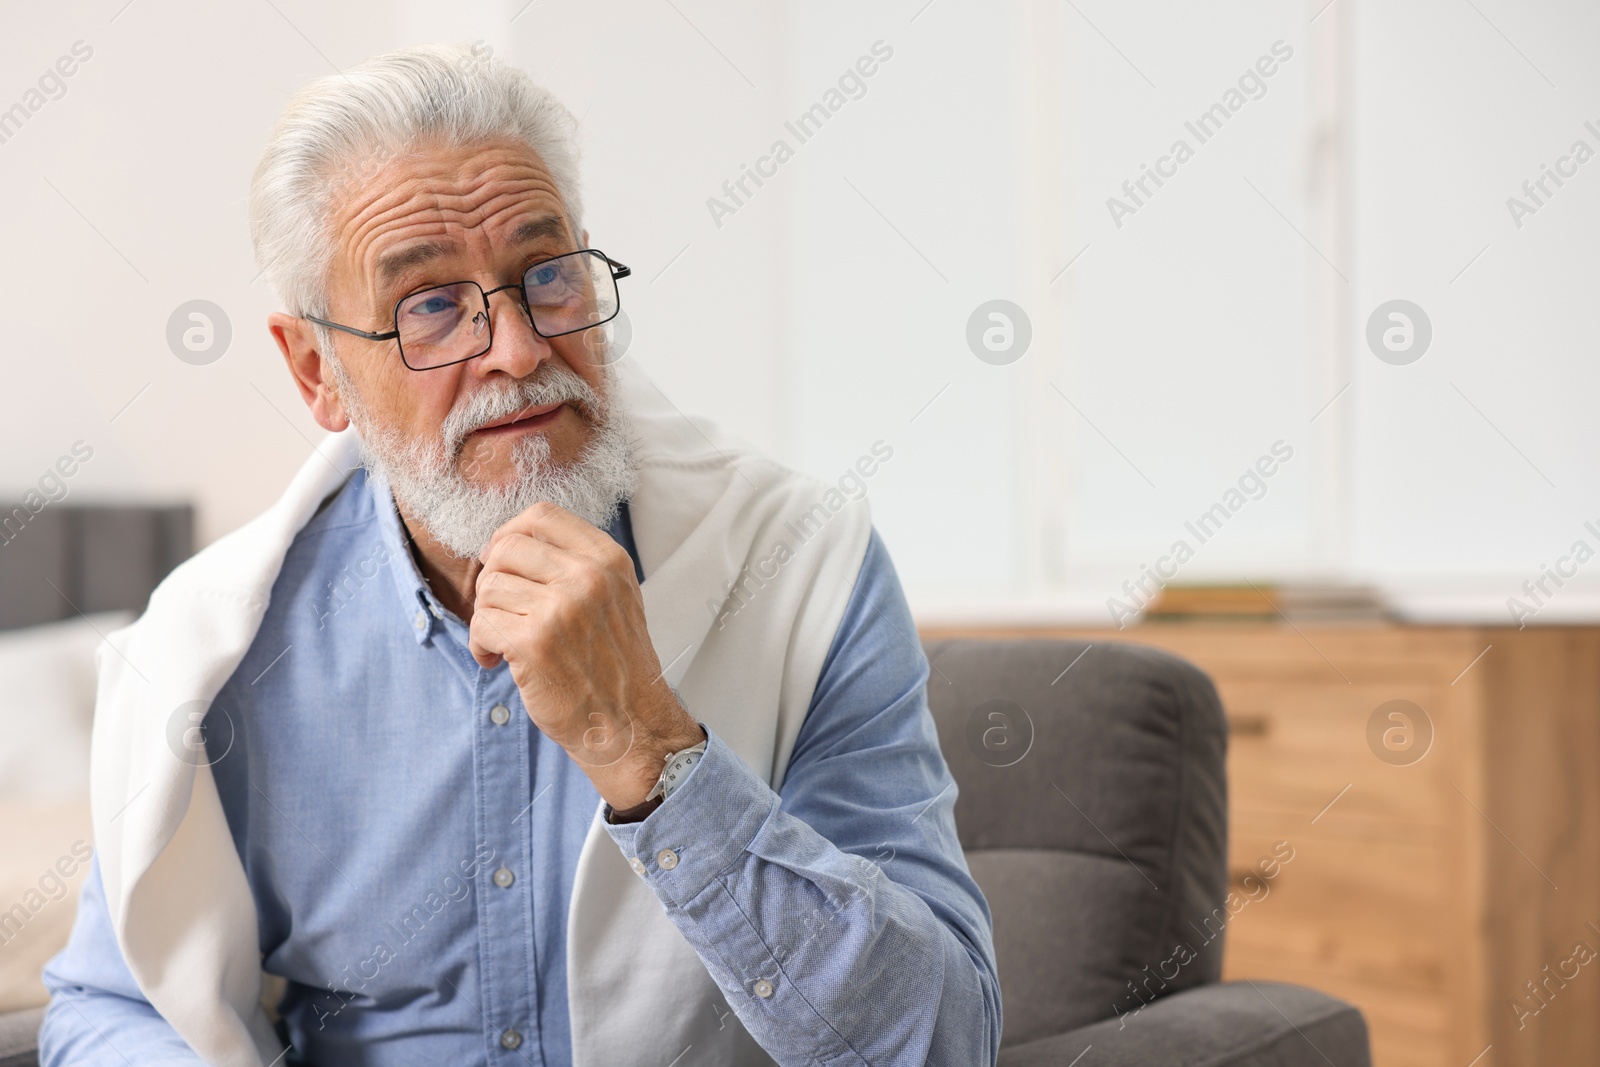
[
  {"left": 372, "top": 215, "right": 570, "bottom": 295},
  {"left": 374, "top": 240, "right": 451, "bottom": 292},
  {"left": 509, "top": 215, "right": 569, "bottom": 247}
]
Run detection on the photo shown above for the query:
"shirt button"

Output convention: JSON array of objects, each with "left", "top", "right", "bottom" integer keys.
[
  {"left": 492, "top": 867, "right": 515, "bottom": 889},
  {"left": 753, "top": 978, "right": 774, "bottom": 999},
  {"left": 489, "top": 704, "right": 510, "bottom": 726},
  {"left": 629, "top": 857, "right": 647, "bottom": 876},
  {"left": 412, "top": 610, "right": 427, "bottom": 631},
  {"left": 657, "top": 848, "right": 679, "bottom": 870},
  {"left": 500, "top": 1029, "right": 522, "bottom": 1050}
]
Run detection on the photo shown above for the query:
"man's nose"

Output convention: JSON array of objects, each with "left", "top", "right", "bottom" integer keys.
[{"left": 473, "top": 286, "right": 552, "bottom": 378}]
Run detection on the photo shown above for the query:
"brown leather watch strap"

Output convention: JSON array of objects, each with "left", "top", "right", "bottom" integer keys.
[{"left": 605, "top": 794, "right": 665, "bottom": 824}]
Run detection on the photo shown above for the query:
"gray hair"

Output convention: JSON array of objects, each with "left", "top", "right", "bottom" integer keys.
[{"left": 248, "top": 42, "right": 585, "bottom": 340}]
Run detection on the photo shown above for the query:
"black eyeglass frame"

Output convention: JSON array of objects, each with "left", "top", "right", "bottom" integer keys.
[{"left": 304, "top": 249, "right": 631, "bottom": 371}]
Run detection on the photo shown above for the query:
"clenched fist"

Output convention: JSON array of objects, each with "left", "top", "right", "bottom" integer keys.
[{"left": 467, "top": 501, "right": 704, "bottom": 811}]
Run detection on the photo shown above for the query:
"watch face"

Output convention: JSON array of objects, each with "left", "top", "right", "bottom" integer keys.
[{"left": 661, "top": 750, "right": 703, "bottom": 798}]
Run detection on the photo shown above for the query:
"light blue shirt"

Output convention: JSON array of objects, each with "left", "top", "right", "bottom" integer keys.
[{"left": 40, "top": 464, "right": 1001, "bottom": 1065}]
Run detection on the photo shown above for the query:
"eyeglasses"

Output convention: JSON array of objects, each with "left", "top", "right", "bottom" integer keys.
[{"left": 305, "top": 249, "right": 631, "bottom": 371}]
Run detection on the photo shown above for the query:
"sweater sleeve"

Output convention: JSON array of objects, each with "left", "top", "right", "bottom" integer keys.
[{"left": 602, "top": 527, "right": 1003, "bottom": 1065}]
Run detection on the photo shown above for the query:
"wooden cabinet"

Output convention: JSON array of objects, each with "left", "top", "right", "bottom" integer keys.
[{"left": 918, "top": 623, "right": 1600, "bottom": 1067}]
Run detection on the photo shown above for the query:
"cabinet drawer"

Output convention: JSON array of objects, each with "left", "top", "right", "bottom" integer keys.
[
  {"left": 1223, "top": 820, "right": 1447, "bottom": 990},
  {"left": 1219, "top": 680, "right": 1446, "bottom": 829},
  {"left": 1223, "top": 823, "right": 1452, "bottom": 1066}
]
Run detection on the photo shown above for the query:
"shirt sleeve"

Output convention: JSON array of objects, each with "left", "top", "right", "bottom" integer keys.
[
  {"left": 37, "top": 855, "right": 209, "bottom": 1066},
  {"left": 602, "top": 527, "right": 1003, "bottom": 1066}
]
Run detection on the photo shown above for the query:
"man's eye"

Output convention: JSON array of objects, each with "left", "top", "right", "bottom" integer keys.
[
  {"left": 528, "top": 264, "right": 562, "bottom": 287},
  {"left": 413, "top": 294, "right": 456, "bottom": 315}
]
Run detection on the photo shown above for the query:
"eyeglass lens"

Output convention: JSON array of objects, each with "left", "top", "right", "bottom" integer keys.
[{"left": 394, "top": 250, "right": 618, "bottom": 369}]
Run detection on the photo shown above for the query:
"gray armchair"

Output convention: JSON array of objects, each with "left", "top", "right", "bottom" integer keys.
[
  {"left": 0, "top": 1008, "right": 40, "bottom": 1067},
  {"left": 925, "top": 637, "right": 1370, "bottom": 1066},
  {"left": 0, "top": 638, "right": 1369, "bottom": 1066}
]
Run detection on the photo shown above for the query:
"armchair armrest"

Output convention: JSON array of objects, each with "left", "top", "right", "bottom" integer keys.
[
  {"left": 0, "top": 1006, "right": 41, "bottom": 1067},
  {"left": 998, "top": 982, "right": 1370, "bottom": 1067}
]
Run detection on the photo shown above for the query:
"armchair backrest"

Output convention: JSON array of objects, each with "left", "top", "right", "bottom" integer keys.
[{"left": 921, "top": 638, "right": 1229, "bottom": 1047}]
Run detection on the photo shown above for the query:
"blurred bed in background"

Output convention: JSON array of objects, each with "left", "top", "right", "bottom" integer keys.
[{"left": 0, "top": 505, "right": 190, "bottom": 1012}]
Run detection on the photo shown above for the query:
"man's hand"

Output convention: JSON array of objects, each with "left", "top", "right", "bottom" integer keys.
[{"left": 467, "top": 501, "right": 704, "bottom": 810}]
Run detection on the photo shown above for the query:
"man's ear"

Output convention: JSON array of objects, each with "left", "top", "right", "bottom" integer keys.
[{"left": 268, "top": 313, "right": 351, "bottom": 433}]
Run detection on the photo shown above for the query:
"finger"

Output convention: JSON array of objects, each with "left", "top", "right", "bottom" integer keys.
[
  {"left": 471, "top": 602, "right": 567, "bottom": 697},
  {"left": 481, "top": 535, "right": 628, "bottom": 611},
  {"left": 468, "top": 602, "right": 545, "bottom": 672},
  {"left": 467, "top": 602, "right": 507, "bottom": 664},
  {"left": 479, "top": 531, "right": 570, "bottom": 588},
  {"left": 474, "top": 565, "right": 552, "bottom": 616},
  {"left": 481, "top": 500, "right": 617, "bottom": 564}
]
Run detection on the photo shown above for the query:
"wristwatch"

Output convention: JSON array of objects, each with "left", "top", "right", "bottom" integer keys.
[
  {"left": 645, "top": 737, "right": 708, "bottom": 803},
  {"left": 605, "top": 730, "right": 707, "bottom": 824}
]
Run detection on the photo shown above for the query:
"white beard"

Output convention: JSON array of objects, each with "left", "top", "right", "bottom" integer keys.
[{"left": 329, "top": 357, "right": 639, "bottom": 559}]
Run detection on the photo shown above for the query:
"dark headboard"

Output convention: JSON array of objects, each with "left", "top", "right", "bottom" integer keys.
[{"left": 0, "top": 504, "right": 194, "bottom": 631}]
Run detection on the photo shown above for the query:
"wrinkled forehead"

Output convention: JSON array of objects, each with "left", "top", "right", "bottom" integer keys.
[{"left": 324, "top": 137, "right": 576, "bottom": 313}]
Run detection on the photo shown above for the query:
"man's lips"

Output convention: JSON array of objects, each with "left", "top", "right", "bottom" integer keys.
[{"left": 472, "top": 401, "right": 567, "bottom": 435}]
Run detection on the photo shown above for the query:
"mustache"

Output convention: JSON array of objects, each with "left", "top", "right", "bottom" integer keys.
[{"left": 439, "top": 365, "right": 602, "bottom": 458}]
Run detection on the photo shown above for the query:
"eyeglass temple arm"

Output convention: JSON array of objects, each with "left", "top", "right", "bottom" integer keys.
[
  {"left": 303, "top": 314, "right": 399, "bottom": 342},
  {"left": 605, "top": 256, "right": 631, "bottom": 280}
]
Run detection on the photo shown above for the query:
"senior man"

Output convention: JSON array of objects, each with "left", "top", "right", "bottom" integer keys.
[{"left": 39, "top": 44, "right": 1000, "bottom": 1067}]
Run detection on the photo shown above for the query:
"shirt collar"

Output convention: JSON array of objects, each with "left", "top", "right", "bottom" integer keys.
[{"left": 362, "top": 463, "right": 641, "bottom": 645}]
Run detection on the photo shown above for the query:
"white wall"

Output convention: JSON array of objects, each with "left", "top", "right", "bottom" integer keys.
[
  {"left": 0, "top": 0, "right": 795, "bottom": 545},
  {"left": 5, "top": 0, "right": 1598, "bottom": 625},
  {"left": 1348, "top": 0, "right": 1600, "bottom": 620}
]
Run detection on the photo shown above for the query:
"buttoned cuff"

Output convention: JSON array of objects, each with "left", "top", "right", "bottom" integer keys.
[{"left": 602, "top": 724, "right": 779, "bottom": 906}]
